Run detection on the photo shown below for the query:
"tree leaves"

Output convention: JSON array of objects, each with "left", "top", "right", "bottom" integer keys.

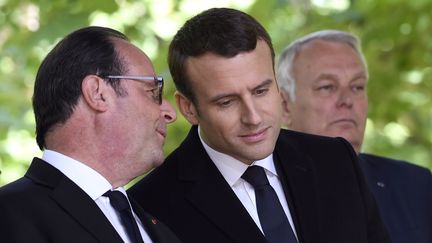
[{"left": 0, "top": 0, "right": 430, "bottom": 186}]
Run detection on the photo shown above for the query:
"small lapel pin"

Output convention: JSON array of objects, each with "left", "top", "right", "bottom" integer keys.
[
  {"left": 151, "top": 218, "right": 158, "bottom": 225},
  {"left": 377, "top": 181, "right": 385, "bottom": 188}
]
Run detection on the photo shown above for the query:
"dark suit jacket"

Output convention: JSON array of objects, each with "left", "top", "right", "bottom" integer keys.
[
  {"left": 0, "top": 158, "right": 181, "bottom": 243},
  {"left": 129, "top": 126, "right": 391, "bottom": 243},
  {"left": 359, "top": 153, "right": 432, "bottom": 243}
]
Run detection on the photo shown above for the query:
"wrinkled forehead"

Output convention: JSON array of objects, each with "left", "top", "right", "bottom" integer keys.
[{"left": 300, "top": 39, "right": 367, "bottom": 69}]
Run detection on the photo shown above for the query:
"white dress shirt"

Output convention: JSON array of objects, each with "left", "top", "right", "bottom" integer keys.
[
  {"left": 42, "top": 150, "right": 153, "bottom": 243},
  {"left": 198, "top": 129, "right": 298, "bottom": 239}
]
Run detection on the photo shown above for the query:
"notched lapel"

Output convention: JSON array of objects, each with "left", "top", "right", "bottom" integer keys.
[
  {"left": 130, "top": 199, "right": 182, "bottom": 243},
  {"left": 178, "top": 126, "right": 267, "bottom": 243},
  {"left": 359, "top": 155, "right": 416, "bottom": 231},
  {"left": 275, "top": 134, "right": 321, "bottom": 243},
  {"left": 50, "top": 177, "right": 123, "bottom": 243},
  {"left": 185, "top": 168, "right": 267, "bottom": 243},
  {"left": 26, "top": 158, "right": 122, "bottom": 243}
]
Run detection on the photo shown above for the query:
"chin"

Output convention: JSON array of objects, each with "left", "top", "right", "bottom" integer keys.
[
  {"left": 248, "top": 147, "right": 274, "bottom": 162},
  {"left": 152, "top": 157, "right": 165, "bottom": 168}
]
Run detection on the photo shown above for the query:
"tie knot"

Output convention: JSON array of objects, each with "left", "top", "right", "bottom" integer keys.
[
  {"left": 241, "top": 165, "right": 270, "bottom": 188},
  {"left": 104, "top": 190, "right": 130, "bottom": 212}
]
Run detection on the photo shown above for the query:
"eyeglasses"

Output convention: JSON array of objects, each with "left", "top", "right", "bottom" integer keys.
[{"left": 105, "top": 75, "right": 164, "bottom": 105}]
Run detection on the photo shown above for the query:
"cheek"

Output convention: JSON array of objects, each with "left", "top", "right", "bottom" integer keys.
[
  {"left": 266, "top": 93, "right": 284, "bottom": 114},
  {"left": 206, "top": 110, "right": 238, "bottom": 131},
  {"left": 200, "top": 109, "right": 239, "bottom": 139},
  {"left": 139, "top": 100, "right": 161, "bottom": 118},
  {"left": 293, "top": 101, "right": 331, "bottom": 129},
  {"left": 297, "top": 99, "right": 329, "bottom": 117},
  {"left": 311, "top": 104, "right": 332, "bottom": 118},
  {"left": 357, "top": 100, "right": 368, "bottom": 114}
]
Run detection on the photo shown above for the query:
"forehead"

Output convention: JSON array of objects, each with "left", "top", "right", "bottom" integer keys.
[
  {"left": 112, "top": 38, "right": 155, "bottom": 75},
  {"left": 294, "top": 39, "right": 367, "bottom": 80},
  {"left": 185, "top": 40, "right": 274, "bottom": 90},
  {"left": 297, "top": 39, "right": 363, "bottom": 65}
]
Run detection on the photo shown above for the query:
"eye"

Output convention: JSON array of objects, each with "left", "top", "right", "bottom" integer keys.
[
  {"left": 351, "top": 84, "right": 365, "bottom": 93},
  {"left": 318, "top": 84, "right": 336, "bottom": 91},
  {"left": 216, "top": 98, "right": 234, "bottom": 108},
  {"left": 254, "top": 88, "right": 269, "bottom": 96},
  {"left": 146, "top": 88, "right": 160, "bottom": 104}
]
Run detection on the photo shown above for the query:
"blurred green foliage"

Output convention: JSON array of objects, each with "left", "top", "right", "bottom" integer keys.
[{"left": 1, "top": 0, "right": 431, "bottom": 186}]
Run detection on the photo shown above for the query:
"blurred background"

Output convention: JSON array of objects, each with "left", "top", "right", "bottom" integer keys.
[{"left": 1, "top": 0, "right": 431, "bottom": 186}]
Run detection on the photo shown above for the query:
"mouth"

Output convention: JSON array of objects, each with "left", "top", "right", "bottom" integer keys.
[
  {"left": 239, "top": 127, "right": 270, "bottom": 143},
  {"left": 330, "top": 119, "right": 357, "bottom": 127},
  {"left": 156, "top": 127, "right": 166, "bottom": 139}
]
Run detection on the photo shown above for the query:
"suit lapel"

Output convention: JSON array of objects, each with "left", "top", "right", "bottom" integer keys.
[
  {"left": 130, "top": 199, "right": 157, "bottom": 238},
  {"left": 358, "top": 155, "right": 415, "bottom": 231},
  {"left": 274, "top": 132, "right": 321, "bottom": 243},
  {"left": 185, "top": 167, "right": 267, "bottom": 243},
  {"left": 130, "top": 199, "right": 181, "bottom": 243},
  {"left": 26, "top": 158, "right": 123, "bottom": 243},
  {"left": 178, "top": 126, "right": 267, "bottom": 243}
]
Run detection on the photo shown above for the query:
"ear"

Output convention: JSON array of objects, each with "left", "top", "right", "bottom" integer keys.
[
  {"left": 280, "top": 90, "right": 293, "bottom": 127},
  {"left": 81, "top": 75, "right": 111, "bottom": 112},
  {"left": 175, "top": 91, "right": 199, "bottom": 125}
]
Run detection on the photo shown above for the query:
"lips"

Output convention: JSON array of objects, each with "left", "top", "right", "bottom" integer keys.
[
  {"left": 330, "top": 118, "right": 357, "bottom": 127},
  {"left": 239, "top": 127, "right": 269, "bottom": 143},
  {"left": 156, "top": 127, "right": 166, "bottom": 139}
]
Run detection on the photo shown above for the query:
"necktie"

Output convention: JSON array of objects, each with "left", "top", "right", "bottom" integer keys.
[
  {"left": 104, "top": 190, "right": 144, "bottom": 243},
  {"left": 242, "top": 165, "right": 298, "bottom": 243}
]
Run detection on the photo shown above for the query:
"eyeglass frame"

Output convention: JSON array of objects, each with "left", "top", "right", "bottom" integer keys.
[{"left": 104, "top": 75, "right": 164, "bottom": 105}]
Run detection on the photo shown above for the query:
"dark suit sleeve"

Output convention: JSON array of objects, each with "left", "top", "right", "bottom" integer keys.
[
  {"left": 0, "top": 194, "right": 46, "bottom": 243},
  {"left": 359, "top": 153, "right": 432, "bottom": 243},
  {"left": 338, "top": 138, "right": 392, "bottom": 243}
]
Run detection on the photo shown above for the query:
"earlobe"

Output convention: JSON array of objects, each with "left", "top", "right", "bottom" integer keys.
[
  {"left": 81, "top": 75, "right": 110, "bottom": 112},
  {"left": 175, "top": 91, "right": 199, "bottom": 125},
  {"left": 280, "top": 91, "right": 292, "bottom": 127}
]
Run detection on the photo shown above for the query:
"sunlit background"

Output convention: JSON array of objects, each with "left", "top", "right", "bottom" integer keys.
[{"left": 1, "top": 0, "right": 431, "bottom": 185}]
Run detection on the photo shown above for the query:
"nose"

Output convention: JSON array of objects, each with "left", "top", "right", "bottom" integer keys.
[
  {"left": 240, "top": 98, "right": 262, "bottom": 126},
  {"left": 337, "top": 88, "right": 354, "bottom": 108},
  {"left": 160, "top": 99, "right": 177, "bottom": 123}
]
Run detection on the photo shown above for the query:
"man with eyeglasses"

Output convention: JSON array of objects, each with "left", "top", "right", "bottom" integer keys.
[{"left": 0, "top": 26, "right": 181, "bottom": 243}]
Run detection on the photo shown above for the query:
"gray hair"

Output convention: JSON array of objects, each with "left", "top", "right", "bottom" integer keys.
[{"left": 276, "top": 30, "right": 368, "bottom": 102}]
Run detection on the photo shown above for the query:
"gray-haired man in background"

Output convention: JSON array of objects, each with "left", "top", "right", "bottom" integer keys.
[{"left": 277, "top": 29, "right": 432, "bottom": 243}]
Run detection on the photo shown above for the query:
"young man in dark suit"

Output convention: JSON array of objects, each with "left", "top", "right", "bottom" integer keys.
[
  {"left": 0, "top": 26, "right": 181, "bottom": 243},
  {"left": 276, "top": 29, "right": 432, "bottom": 243},
  {"left": 129, "top": 8, "right": 391, "bottom": 243}
]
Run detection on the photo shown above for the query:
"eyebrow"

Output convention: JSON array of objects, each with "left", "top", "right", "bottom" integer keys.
[
  {"left": 209, "top": 79, "right": 274, "bottom": 103},
  {"left": 253, "top": 79, "right": 273, "bottom": 91},
  {"left": 351, "top": 72, "right": 368, "bottom": 82},
  {"left": 314, "top": 71, "right": 367, "bottom": 83}
]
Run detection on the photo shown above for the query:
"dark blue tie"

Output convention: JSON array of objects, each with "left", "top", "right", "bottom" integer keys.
[
  {"left": 104, "top": 190, "right": 144, "bottom": 243},
  {"left": 242, "top": 165, "right": 298, "bottom": 243}
]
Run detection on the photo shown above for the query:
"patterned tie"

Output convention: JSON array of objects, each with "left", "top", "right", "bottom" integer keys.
[
  {"left": 242, "top": 165, "right": 298, "bottom": 243},
  {"left": 104, "top": 190, "right": 144, "bottom": 243}
]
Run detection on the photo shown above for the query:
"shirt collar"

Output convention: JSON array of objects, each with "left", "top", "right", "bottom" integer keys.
[
  {"left": 197, "top": 126, "right": 278, "bottom": 187},
  {"left": 42, "top": 150, "right": 113, "bottom": 200}
]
